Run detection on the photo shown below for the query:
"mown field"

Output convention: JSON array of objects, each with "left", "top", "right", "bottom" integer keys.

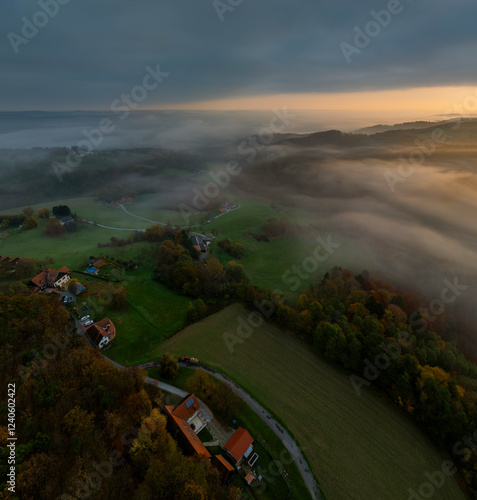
[{"left": 157, "top": 304, "right": 467, "bottom": 500}]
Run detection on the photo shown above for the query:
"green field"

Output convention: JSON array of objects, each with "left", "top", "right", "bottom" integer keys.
[
  {"left": 0, "top": 218, "right": 132, "bottom": 269},
  {"left": 156, "top": 304, "right": 467, "bottom": 500},
  {"left": 0, "top": 218, "right": 191, "bottom": 365},
  {"left": 0, "top": 196, "right": 201, "bottom": 230},
  {"left": 1, "top": 195, "right": 378, "bottom": 302},
  {"left": 205, "top": 200, "right": 377, "bottom": 301},
  {"left": 102, "top": 263, "right": 190, "bottom": 365}
]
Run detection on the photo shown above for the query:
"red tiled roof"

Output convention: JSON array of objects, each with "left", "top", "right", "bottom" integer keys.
[
  {"left": 171, "top": 394, "right": 200, "bottom": 421},
  {"left": 58, "top": 266, "right": 70, "bottom": 273},
  {"left": 224, "top": 428, "right": 253, "bottom": 462},
  {"left": 215, "top": 454, "right": 235, "bottom": 472},
  {"left": 30, "top": 270, "right": 47, "bottom": 287},
  {"left": 165, "top": 406, "right": 211, "bottom": 458},
  {"left": 87, "top": 318, "right": 116, "bottom": 341}
]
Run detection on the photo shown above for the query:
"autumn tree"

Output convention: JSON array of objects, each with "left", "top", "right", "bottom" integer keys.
[
  {"left": 46, "top": 218, "right": 66, "bottom": 237},
  {"left": 22, "top": 206, "right": 35, "bottom": 216},
  {"left": 37, "top": 207, "right": 51, "bottom": 219},
  {"left": 22, "top": 215, "right": 39, "bottom": 229},
  {"left": 160, "top": 353, "right": 178, "bottom": 380}
]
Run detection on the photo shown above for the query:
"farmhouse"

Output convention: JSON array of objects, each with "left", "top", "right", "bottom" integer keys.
[
  {"left": 189, "top": 235, "right": 207, "bottom": 253},
  {"left": 85, "top": 318, "right": 116, "bottom": 349},
  {"left": 224, "top": 427, "right": 254, "bottom": 466},
  {"left": 28, "top": 266, "right": 71, "bottom": 293},
  {"left": 59, "top": 215, "right": 76, "bottom": 227},
  {"left": 0, "top": 256, "right": 23, "bottom": 266},
  {"left": 164, "top": 394, "right": 211, "bottom": 459}
]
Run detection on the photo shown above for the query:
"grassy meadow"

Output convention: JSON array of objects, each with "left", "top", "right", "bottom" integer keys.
[{"left": 157, "top": 304, "right": 467, "bottom": 500}]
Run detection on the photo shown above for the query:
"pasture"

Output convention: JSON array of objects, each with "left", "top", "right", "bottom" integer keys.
[{"left": 156, "top": 304, "right": 467, "bottom": 500}]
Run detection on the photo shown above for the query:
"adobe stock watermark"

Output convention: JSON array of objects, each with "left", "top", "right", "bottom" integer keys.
[
  {"left": 213, "top": 0, "right": 244, "bottom": 22},
  {"left": 282, "top": 235, "right": 341, "bottom": 292},
  {"left": 239, "top": 446, "right": 302, "bottom": 498},
  {"left": 350, "top": 277, "right": 467, "bottom": 396},
  {"left": 408, "top": 426, "right": 477, "bottom": 500},
  {"left": 8, "top": 0, "right": 72, "bottom": 55},
  {"left": 384, "top": 88, "right": 477, "bottom": 192},
  {"left": 52, "top": 64, "right": 169, "bottom": 182},
  {"left": 350, "top": 330, "right": 412, "bottom": 396},
  {"left": 17, "top": 266, "right": 133, "bottom": 382},
  {"left": 179, "top": 108, "right": 295, "bottom": 225},
  {"left": 60, "top": 420, "right": 142, "bottom": 499},
  {"left": 223, "top": 234, "right": 340, "bottom": 353},
  {"left": 340, "top": 0, "right": 409, "bottom": 63},
  {"left": 407, "top": 461, "right": 457, "bottom": 500},
  {"left": 409, "top": 277, "right": 468, "bottom": 333}
]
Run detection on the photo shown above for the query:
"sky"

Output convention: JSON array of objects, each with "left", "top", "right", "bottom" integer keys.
[{"left": 1, "top": 0, "right": 477, "bottom": 118}]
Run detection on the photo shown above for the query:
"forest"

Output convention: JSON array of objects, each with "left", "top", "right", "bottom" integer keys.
[
  {"left": 149, "top": 229, "right": 477, "bottom": 495},
  {"left": 0, "top": 294, "right": 239, "bottom": 499}
]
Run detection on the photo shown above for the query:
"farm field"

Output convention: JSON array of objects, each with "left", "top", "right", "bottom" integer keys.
[
  {"left": 101, "top": 263, "right": 190, "bottom": 365},
  {"left": 156, "top": 304, "right": 468, "bottom": 500},
  {"left": 206, "top": 200, "right": 376, "bottom": 301},
  {"left": 0, "top": 218, "right": 133, "bottom": 269}
]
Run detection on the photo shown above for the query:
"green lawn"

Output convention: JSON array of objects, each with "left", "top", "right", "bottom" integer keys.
[{"left": 157, "top": 304, "right": 467, "bottom": 500}]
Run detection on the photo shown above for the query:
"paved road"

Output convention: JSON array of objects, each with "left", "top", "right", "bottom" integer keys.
[
  {"left": 74, "top": 324, "right": 213, "bottom": 421},
  {"left": 136, "top": 359, "right": 322, "bottom": 500},
  {"left": 194, "top": 365, "right": 322, "bottom": 500}
]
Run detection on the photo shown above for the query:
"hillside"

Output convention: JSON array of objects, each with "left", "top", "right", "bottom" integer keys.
[{"left": 157, "top": 304, "right": 468, "bottom": 500}]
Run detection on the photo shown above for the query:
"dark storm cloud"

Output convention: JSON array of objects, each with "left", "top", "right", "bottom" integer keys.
[{"left": 1, "top": 0, "right": 476, "bottom": 109}]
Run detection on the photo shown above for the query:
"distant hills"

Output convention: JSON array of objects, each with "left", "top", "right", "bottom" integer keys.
[{"left": 271, "top": 118, "right": 477, "bottom": 149}]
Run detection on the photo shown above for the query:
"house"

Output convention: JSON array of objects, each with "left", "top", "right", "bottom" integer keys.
[
  {"left": 54, "top": 266, "right": 71, "bottom": 288},
  {"left": 85, "top": 318, "right": 116, "bottom": 349},
  {"left": 224, "top": 427, "right": 254, "bottom": 466},
  {"left": 59, "top": 216, "right": 76, "bottom": 230},
  {"left": 28, "top": 267, "right": 70, "bottom": 293},
  {"left": 190, "top": 235, "right": 207, "bottom": 253},
  {"left": 213, "top": 455, "right": 235, "bottom": 483},
  {"left": 164, "top": 394, "right": 210, "bottom": 459}
]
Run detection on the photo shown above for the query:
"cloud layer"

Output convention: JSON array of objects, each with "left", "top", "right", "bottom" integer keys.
[{"left": 1, "top": 0, "right": 477, "bottom": 110}]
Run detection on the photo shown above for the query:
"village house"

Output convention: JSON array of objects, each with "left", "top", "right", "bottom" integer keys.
[
  {"left": 224, "top": 427, "right": 255, "bottom": 467},
  {"left": 0, "top": 256, "right": 23, "bottom": 266},
  {"left": 85, "top": 318, "right": 116, "bottom": 349},
  {"left": 189, "top": 235, "right": 207, "bottom": 253},
  {"left": 59, "top": 216, "right": 77, "bottom": 230},
  {"left": 28, "top": 266, "right": 71, "bottom": 293},
  {"left": 164, "top": 394, "right": 211, "bottom": 459}
]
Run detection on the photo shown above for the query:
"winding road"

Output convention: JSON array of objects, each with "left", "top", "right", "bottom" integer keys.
[
  {"left": 82, "top": 203, "right": 241, "bottom": 238},
  {"left": 136, "top": 360, "right": 322, "bottom": 500}
]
